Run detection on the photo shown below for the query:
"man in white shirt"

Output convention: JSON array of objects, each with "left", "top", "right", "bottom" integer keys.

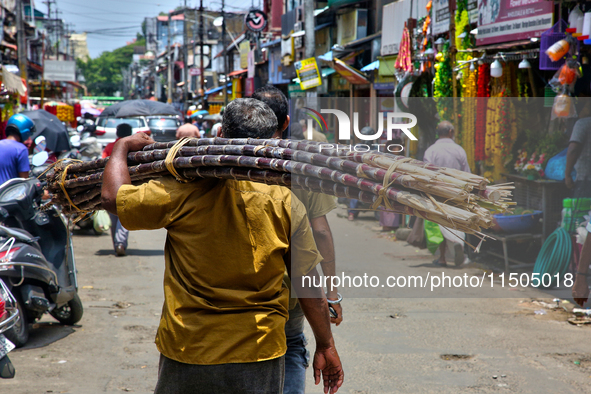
[{"left": 423, "top": 121, "right": 470, "bottom": 266}]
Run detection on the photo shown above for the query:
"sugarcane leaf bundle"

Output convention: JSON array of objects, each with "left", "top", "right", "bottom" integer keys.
[{"left": 45, "top": 138, "right": 513, "bottom": 235}]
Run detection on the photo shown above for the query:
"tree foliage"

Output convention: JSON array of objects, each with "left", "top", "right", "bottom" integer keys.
[{"left": 77, "top": 36, "right": 145, "bottom": 96}]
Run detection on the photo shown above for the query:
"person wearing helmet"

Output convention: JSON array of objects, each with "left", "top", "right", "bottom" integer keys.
[{"left": 0, "top": 114, "right": 33, "bottom": 184}]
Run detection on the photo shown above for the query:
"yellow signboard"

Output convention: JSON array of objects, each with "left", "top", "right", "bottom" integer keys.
[
  {"left": 295, "top": 57, "right": 322, "bottom": 90},
  {"left": 239, "top": 41, "right": 250, "bottom": 69}
]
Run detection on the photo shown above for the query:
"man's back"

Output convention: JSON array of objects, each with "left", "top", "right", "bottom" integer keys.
[
  {"left": 116, "top": 177, "right": 321, "bottom": 365},
  {"left": 0, "top": 139, "right": 29, "bottom": 185},
  {"left": 423, "top": 138, "right": 471, "bottom": 172}
]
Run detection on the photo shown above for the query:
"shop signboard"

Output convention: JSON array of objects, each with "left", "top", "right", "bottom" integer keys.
[
  {"left": 333, "top": 58, "right": 370, "bottom": 85},
  {"left": 295, "top": 57, "right": 322, "bottom": 90},
  {"left": 477, "top": 0, "right": 553, "bottom": 45},
  {"left": 44, "top": 60, "right": 76, "bottom": 81},
  {"left": 189, "top": 67, "right": 201, "bottom": 76},
  {"left": 381, "top": 0, "right": 429, "bottom": 55},
  {"left": 240, "top": 41, "right": 250, "bottom": 69},
  {"left": 247, "top": 50, "right": 255, "bottom": 79},
  {"left": 433, "top": 0, "right": 478, "bottom": 35}
]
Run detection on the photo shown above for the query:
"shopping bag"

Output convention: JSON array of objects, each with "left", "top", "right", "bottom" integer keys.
[{"left": 424, "top": 220, "right": 444, "bottom": 254}]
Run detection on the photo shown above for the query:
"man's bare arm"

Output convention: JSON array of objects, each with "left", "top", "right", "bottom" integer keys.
[
  {"left": 310, "top": 215, "right": 342, "bottom": 325},
  {"left": 293, "top": 267, "right": 344, "bottom": 393},
  {"left": 101, "top": 133, "right": 154, "bottom": 214},
  {"left": 565, "top": 142, "right": 582, "bottom": 189}
]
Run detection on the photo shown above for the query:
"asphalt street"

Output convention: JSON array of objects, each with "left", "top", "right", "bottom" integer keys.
[{"left": 4, "top": 207, "right": 591, "bottom": 393}]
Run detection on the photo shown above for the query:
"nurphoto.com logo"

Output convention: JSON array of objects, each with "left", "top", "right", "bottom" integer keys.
[{"left": 303, "top": 108, "right": 418, "bottom": 153}]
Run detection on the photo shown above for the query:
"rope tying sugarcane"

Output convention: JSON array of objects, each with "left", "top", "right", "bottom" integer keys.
[{"left": 165, "top": 137, "right": 195, "bottom": 183}]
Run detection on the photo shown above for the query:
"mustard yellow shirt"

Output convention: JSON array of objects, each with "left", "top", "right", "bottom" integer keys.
[{"left": 116, "top": 177, "right": 322, "bottom": 365}]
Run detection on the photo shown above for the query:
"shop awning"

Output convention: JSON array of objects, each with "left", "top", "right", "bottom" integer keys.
[
  {"left": 333, "top": 58, "right": 370, "bottom": 85},
  {"left": 228, "top": 69, "right": 247, "bottom": 77},
  {"left": 318, "top": 51, "right": 333, "bottom": 62},
  {"left": 2, "top": 66, "right": 26, "bottom": 95},
  {"left": 322, "top": 68, "right": 335, "bottom": 77},
  {"left": 361, "top": 60, "right": 379, "bottom": 72},
  {"left": 261, "top": 38, "right": 281, "bottom": 48},
  {"left": 204, "top": 82, "right": 232, "bottom": 96},
  {"left": 378, "top": 56, "right": 396, "bottom": 77},
  {"left": 466, "top": 39, "right": 534, "bottom": 52},
  {"left": 343, "top": 31, "right": 381, "bottom": 49}
]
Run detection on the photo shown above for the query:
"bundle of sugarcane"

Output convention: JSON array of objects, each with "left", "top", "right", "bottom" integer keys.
[{"left": 45, "top": 138, "right": 513, "bottom": 235}]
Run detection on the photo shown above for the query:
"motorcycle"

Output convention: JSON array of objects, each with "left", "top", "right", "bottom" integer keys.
[
  {"left": 0, "top": 277, "right": 19, "bottom": 378},
  {"left": 0, "top": 173, "right": 83, "bottom": 348}
]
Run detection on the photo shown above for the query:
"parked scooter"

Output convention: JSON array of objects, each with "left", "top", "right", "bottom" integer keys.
[
  {"left": 0, "top": 170, "right": 83, "bottom": 347},
  {"left": 0, "top": 278, "right": 19, "bottom": 378}
]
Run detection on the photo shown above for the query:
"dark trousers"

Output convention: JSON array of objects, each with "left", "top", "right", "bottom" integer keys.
[{"left": 154, "top": 354, "right": 285, "bottom": 394}]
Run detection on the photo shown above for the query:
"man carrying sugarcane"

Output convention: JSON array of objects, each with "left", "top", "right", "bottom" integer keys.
[
  {"left": 251, "top": 85, "right": 342, "bottom": 394},
  {"left": 101, "top": 98, "right": 344, "bottom": 394}
]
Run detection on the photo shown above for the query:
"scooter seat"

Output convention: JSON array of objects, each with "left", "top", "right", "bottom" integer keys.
[{"left": 0, "top": 225, "right": 37, "bottom": 244}]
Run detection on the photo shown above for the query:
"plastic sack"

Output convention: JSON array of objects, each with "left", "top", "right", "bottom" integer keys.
[
  {"left": 93, "top": 210, "right": 112, "bottom": 233},
  {"left": 425, "top": 220, "right": 444, "bottom": 254},
  {"left": 552, "top": 94, "right": 577, "bottom": 119},
  {"left": 544, "top": 148, "right": 576, "bottom": 181}
]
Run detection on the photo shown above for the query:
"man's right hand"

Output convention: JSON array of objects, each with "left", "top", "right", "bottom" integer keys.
[
  {"left": 565, "top": 173, "right": 574, "bottom": 189},
  {"left": 313, "top": 343, "right": 344, "bottom": 394},
  {"left": 119, "top": 132, "right": 154, "bottom": 153}
]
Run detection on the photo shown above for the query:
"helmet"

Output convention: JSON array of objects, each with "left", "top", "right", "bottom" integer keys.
[{"left": 6, "top": 114, "right": 35, "bottom": 141}]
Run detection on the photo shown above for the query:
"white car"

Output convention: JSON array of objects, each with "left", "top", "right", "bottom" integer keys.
[{"left": 95, "top": 117, "right": 152, "bottom": 146}]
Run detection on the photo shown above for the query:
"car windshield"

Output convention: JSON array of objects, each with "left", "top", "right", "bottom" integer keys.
[
  {"left": 148, "top": 118, "right": 179, "bottom": 128},
  {"left": 98, "top": 118, "right": 144, "bottom": 128}
]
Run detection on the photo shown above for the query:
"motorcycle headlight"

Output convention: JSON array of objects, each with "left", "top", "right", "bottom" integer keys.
[{"left": 0, "top": 184, "right": 27, "bottom": 202}]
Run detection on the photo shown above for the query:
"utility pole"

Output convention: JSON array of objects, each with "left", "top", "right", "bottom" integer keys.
[
  {"left": 199, "top": 0, "right": 204, "bottom": 93},
  {"left": 16, "top": 0, "right": 28, "bottom": 85},
  {"left": 304, "top": 0, "right": 315, "bottom": 59},
  {"left": 182, "top": 1, "right": 188, "bottom": 112},
  {"left": 55, "top": 8, "right": 60, "bottom": 60},
  {"left": 222, "top": 0, "right": 227, "bottom": 106},
  {"left": 167, "top": 12, "right": 172, "bottom": 104}
]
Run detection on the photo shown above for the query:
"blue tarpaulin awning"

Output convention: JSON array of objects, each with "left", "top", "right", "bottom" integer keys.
[
  {"left": 361, "top": 60, "right": 379, "bottom": 72},
  {"left": 318, "top": 51, "right": 333, "bottom": 62},
  {"left": 204, "top": 83, "right": 232, "bottom": 96}
]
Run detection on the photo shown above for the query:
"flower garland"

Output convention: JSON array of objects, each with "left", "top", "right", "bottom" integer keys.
[
  {"left": 395, "top": 26, "right": 413, "bottom": 72},
  {"left": 434, "top": 42, "right": 452, "bottom": 97},
  {"left": 461, "top": 66, "right": 477, "bottom": 171},
  {"left": 474, "top": 64, "right": 490, "bottom": 161}
]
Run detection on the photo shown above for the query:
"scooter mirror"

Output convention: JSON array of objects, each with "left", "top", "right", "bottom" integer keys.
[
  {"left": 70, "top": 135, "right": 81, "bottom": 148},
  {"left": 34, "top": 136, "right": 46, "bottom": 154},
  {"left": 31, "top": 151, "right": 49, "bottom": 167}
]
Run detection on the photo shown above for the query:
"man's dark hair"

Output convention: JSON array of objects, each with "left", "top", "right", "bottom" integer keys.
[
  {"left": 222, "top": 98, "right": 278, "bottom": 139},
  {"left": 116, "top": 123, "right": 133, "bottom": 138},
  {"left": 436, "top": 121, "right": 454, "bottom": 137},
  {"left": 5, "top": 125, "right": 22, "bottom": 141},
  {"left": 251, "top": 85, "right": 288, "bottom": 131},
  {"left": 290, "top": 122, "right": 304, "bottom": 140}
]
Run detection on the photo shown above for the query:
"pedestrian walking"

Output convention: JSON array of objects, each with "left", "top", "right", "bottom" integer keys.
[
  {"left": 252, "top": 86, "right": 343, "bottom": 394},
  {"left": 102, "top": 123, "right": 132, "bottom": 256},
  {"left": 423, "top": 121, "right": 470, "bottom": 267},
  {"left": 101, "top": 98, "right": 344, "bottom": 394}
]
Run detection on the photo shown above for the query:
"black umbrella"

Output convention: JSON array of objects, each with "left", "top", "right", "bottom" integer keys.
[
  {"left": 99, "top": 99, "right": 180, "bottom": 118},
  {"left": 21, "top": 109, "right": 71, "bottom": 153}
]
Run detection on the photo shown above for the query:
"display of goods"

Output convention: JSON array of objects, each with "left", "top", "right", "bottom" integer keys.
[
  {"left": 546, "top": 39, "right": 569, "bottom": 62},
  {"left": 45, "top": 138, "right": 514, "bottom": 236},
  {"left": 55, "top": 105, "right": 75, "bottom": 122}
]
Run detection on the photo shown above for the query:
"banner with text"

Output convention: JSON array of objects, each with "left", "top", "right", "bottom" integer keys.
[{"left": 476, "top": 0, "right": 553, "bottom": 46}]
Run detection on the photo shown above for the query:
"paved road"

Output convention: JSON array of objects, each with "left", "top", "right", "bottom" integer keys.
[{"left": 4, "top": 208, "right": 590, "bottom": 393}]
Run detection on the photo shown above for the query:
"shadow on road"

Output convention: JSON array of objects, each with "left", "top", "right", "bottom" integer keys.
[
  {"left": 94, "top": 249, "right": 164, "bottom": 257},
  {"left": 14, "top": 322, "right": 76, "bottom": 351}
]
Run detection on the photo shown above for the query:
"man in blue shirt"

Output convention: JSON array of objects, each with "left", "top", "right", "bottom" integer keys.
[{"left": 0, "top": 114, "right": 33, "bottom": 185}]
